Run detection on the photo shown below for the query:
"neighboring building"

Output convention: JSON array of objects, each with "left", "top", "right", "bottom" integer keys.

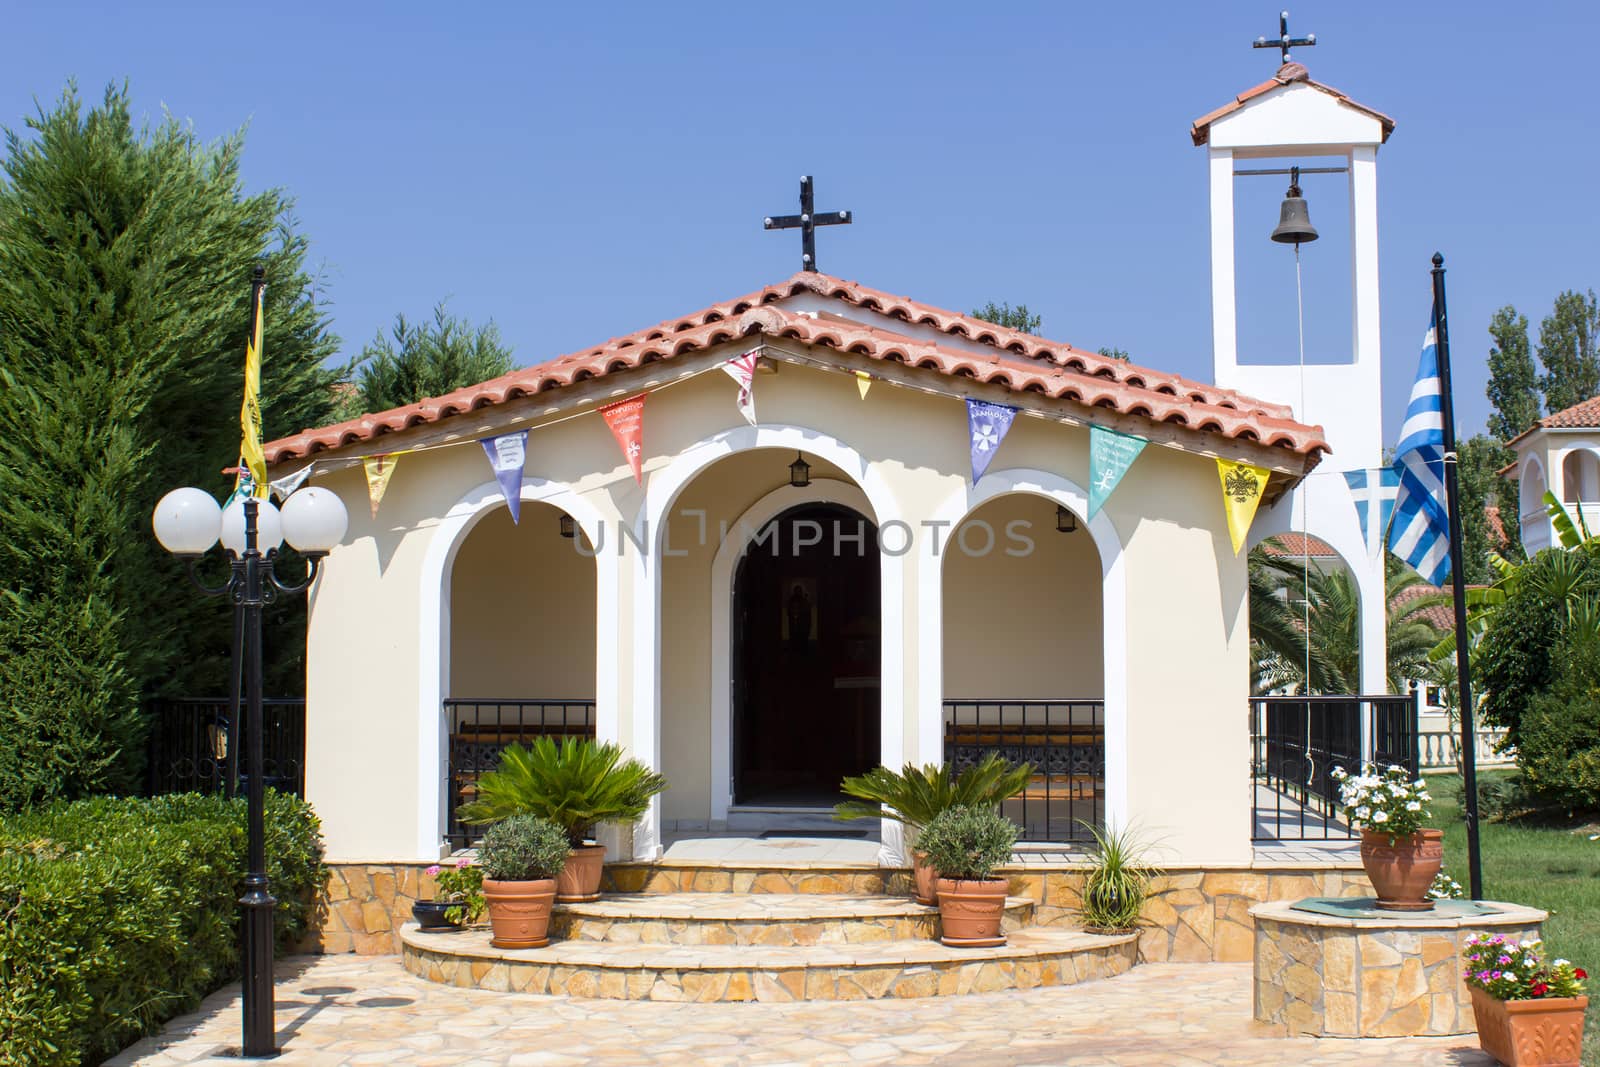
[{"left": 1507, "top": 395, "right": 1600, "bottom": 552}]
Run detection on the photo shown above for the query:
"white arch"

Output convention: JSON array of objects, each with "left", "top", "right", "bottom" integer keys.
[
  {"left": 708, "top": 480, "right": 878, "bottom": 825},
  {"left": 1520, "top": 454, "right": 1549, "bottom": 553},
  {"left": 415, "top": 479, "right": 618, "bottom": 861},
  {"left": 633, "top": 423, "right": 907, "bottom": 861},
  {"left": 920, "top": 468, "right": 1129, "bottom": 836}
]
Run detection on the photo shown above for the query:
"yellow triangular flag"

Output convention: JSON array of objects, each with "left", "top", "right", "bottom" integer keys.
[
  {"left": 855, "top": 370, "right": 872, "bottom": 399},
  {"left": 363, "top": 453, "right": 400, "bottom": 517},
  {"left": 239, "top": 283, "right": 269, "bottom": 498},
  {"left": 1215, "top": 458, "right": 1270, "bottom": 555}
]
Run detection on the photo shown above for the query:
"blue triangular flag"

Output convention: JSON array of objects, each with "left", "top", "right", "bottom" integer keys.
[
  {"left": 966, "top": 399, "right": 1018, "bottom": 484},
  {"left": 480, "top": 430, "right": 529, "bottom": 523},
  {"left": 1343, "top": 467, "right": 1400, "bottom": 558}
]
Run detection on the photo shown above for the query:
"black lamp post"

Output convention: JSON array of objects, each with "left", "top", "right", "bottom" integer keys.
[{"left": 153, "top": 446, "right": 346, "bottom": 1051}]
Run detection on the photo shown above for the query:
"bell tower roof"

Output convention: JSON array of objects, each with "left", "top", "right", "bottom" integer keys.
[{"left": 1191, "top": 63, "right": 1396, "bottom": 148}]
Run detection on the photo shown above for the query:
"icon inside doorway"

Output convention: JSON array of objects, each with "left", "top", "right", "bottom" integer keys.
[{"left": 780, "top": 577, "right": 818, "bottom": 646}]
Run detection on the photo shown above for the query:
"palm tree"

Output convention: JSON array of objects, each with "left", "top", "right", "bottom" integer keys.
[{"left": 1249, "top": 547, "right": 1449, "bottom": 694}]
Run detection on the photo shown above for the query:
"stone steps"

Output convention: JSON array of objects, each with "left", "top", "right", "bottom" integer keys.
[
  {"left": 401, "top": 922, "right": 1136, "bottom": 1001},
  {"left": 550, "top": 892, "right": 1036, "bottom": 945},
  {"left": 602, "top": 861, "right": 901, "bottom": 896}
]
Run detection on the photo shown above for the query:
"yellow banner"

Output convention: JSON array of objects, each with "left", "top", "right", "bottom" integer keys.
[
  {"left": 1216, "top": 458, "right": 1270, "bottom": 555},
  {"left": 239, "top": 284, "right": 268, "bottom": 498},
  {"left": 363, "top": 453, "right": 400, "bottom": 517},
  {"left": 855, "top": 370, "right": 872, "bottom": 399}
]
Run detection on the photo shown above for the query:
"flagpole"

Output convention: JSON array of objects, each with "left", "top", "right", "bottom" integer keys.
[{"left": 1430, "top": 252, "right": 1484, "bottom": 901}]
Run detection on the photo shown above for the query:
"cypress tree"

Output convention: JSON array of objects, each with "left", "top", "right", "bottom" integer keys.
[{"left": 0, "top": 84, "right": 339, "bottom": 807}]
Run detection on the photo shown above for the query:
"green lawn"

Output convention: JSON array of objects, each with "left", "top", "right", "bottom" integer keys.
[{"left": 1425, "top": 769, "right": 1600, "bottom": 1062}]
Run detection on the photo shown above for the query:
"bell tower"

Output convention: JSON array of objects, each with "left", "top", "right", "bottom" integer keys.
[{"left": 1192, "top": 30, "right": 1397, "bottom": 694}]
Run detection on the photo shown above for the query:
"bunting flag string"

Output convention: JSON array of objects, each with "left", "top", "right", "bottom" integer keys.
[
  {"left": 1087, "top": 425, "right": 1147, "bottom": 518},
  {"left": 1216, "top": 458, "right": 1271, "bottom": 555},
  {"left": 966, "top": 399, "right": 1018, "bottom": 484},
  {"left": 480, "top": 430, "right": 530, "bottom": 523},
  {"left": 1342, "top": 467, "right": 1401, "bottom": 558},
  {"left": 363, "top": 453, "right": 403, "bottom": 517},
  {"left": 721, "top": 349, "right": 760, "bottom": 427},
  {"left": 600, "top": 394, "right": 647, "bottom": 484},
  {"left": 855, "top": 371, "right": 872, "bottom": 399}
]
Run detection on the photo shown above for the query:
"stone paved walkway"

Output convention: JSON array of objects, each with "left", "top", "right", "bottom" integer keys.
[{"left": 108, "top": 955, "right": 1496, "bottom": 1066}]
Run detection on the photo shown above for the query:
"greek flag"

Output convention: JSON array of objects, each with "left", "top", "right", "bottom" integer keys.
[{"left": 1387, "top": 322, "right": 1452, "bottom": 585}]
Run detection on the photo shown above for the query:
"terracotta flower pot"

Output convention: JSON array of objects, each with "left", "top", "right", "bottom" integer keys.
[
  {"left": 935, "top": 877, "right": 1009, "bottom": 947},
  {"left": 911, "top": 850, "right": 938, "bottom": 907},
  {"left": 482, "top": 877, "right": 557, "bottom": 949},
  {"left": 1470, "top": 986, "right": 1589, "bottom": 1066},
  {"left": 1360, "top": 827, "right": 1444, "bottom": 911},
  {"left": 556, "top": 843, "right": 607, "bottom": 903}
]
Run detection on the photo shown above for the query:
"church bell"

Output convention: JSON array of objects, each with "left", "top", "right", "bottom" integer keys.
[{"left": 1270, "top": 169, "right": 1319, "bottom": 246}]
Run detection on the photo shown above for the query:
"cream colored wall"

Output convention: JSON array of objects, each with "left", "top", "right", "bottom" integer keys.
[
  {"left": 943, "top": 493, "right": 1103, "bottom": 701},
  {"left": 301, "top": 344, "right": 1254, "bottom": 864},
  {"left": 448, "top": 501, "right": 597, "bottom": 700}
]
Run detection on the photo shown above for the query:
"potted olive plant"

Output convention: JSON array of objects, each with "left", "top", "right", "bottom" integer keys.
[
  {"left": 1462, "top": 934, "right": 1588, "bottom": 1066},
  {"left": 458, "top": 737, "right": 667, "bottom": 903},
  {"left": 478, "top": 813, "right": 571, "bottom": 949},
  {"left": 834, "top": 756, "right": 1030, "bottom": 905},
  {"left": 916, "top": 804, "right": 1019, "bottom": 947}
]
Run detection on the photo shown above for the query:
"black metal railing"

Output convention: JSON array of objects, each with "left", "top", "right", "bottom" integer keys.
[
  {"left": 943, "top": 699, "right": 1104, "bottom": 842},
  {"left": 444, "top": 698, "right": 597, "bottom": 848},
  {"left": 1250, "top": 693, "right": 1419, "bottom": 842},
  {"left": 145, "top": 697, "right": 306, "bottom": 798}
]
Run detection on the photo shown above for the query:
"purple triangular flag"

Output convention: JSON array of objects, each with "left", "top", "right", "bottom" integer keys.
[
  {"left": 966, "top": 399, "right": 1018, "bottom": 484},
  {"left": 480, "top": 430, "right": 528, "bottom": 523}
]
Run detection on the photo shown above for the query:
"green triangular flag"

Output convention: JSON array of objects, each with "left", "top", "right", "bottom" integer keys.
[{"left": 1088, "top": 425, "right": 1148, "bottom": 518}]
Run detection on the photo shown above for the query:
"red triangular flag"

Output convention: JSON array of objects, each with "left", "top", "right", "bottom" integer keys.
[{"left": 600, "top": 394, "right": 647, "bottom": 484}]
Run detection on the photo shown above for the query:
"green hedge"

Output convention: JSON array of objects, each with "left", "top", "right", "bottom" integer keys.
[{"left": 0, "top": 793, "right": 325, "bottom": 1066}]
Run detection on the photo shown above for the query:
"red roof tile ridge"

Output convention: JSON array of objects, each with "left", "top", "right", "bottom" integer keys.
[
  {"left": 1190, "top": 64, "right": 1396, "bottom": 146},
  {"left": 264, "top": 277, "right": 1329, "bottom": 464}
]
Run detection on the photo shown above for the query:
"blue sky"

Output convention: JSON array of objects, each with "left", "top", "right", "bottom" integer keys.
[{"left": 5, "top": 2, "right": 1596, "bottom": 441}]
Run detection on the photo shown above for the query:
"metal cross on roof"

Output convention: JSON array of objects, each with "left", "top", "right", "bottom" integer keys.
[
  {"left": 1253, "top": 10, "right": 1316, "bottom": 65},
  {"left": 763, "top": 175, "right": 852, "bottom": 273}
]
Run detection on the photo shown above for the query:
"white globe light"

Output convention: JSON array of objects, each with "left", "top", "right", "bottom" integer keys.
[
  {"left": 152, "top": 487, "right": 222, "bottom": 555},
  {"left": 220, "top": 496, "right": 284, "bottom": 556},
  {"left": 279, "top": 486, "right": 348, "bottom": 554}
]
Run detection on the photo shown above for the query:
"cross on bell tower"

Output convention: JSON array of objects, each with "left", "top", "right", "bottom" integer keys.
[
  {"left": 1253, "top": 10, "right": 1316, "bottom": 65},
  {"left": 763, "top": 175, "right": 852, "bottom": 272}
]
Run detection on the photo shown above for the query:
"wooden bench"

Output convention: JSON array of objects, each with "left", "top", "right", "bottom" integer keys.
[{"left": 944, "top": 722, "right": 1105, "bottom": 803}]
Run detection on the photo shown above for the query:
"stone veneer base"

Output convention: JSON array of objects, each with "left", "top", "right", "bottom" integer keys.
[
  {"left": 1250, "top": 899, "right": 1548, "bottom": 1038},
  {"left": 400, "top": 922, "right": 1137, "bottom": 1000},
  {"left": 319, "top": 859, "right": 1372, "bottom": 961}
]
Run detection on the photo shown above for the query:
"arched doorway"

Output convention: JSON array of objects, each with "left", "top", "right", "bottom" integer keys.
[{"left": 731, "top": 502, "right": 880, "bottom": 806}]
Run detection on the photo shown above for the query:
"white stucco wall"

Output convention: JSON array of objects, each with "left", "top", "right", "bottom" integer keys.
[{"left": 298, "top": 347, "right": 1260, "bottom": 865}]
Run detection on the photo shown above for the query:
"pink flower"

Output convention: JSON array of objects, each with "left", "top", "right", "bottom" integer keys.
[
  {"left": 425, "top": 864, "right": 441, "bottom": 876},
  {"left": 456, "top": 857, "right": 470, "bottom": 869}
]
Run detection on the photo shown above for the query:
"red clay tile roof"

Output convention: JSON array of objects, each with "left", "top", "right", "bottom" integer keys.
[
  {"left": 1190, "top": 63, "right": 1396, "bottom": 146},
  {"left": 1261, "top": 533, "right": 1338, "bottom": 558},
  {"left": 1391, "top": 582, "right": 1454, "bottom": 632},
  {"left": 264, "top": 272, "right": 1330, "bottom": 465},
  {"left": 1506, "top": 394, "right": 1600, "bottom": 448}
]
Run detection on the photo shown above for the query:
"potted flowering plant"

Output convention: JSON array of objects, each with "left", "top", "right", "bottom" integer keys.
[
  {"left": 413, "top": 857, "right": 485, "bottom": 930},
  {"left": 1330, "top": 763, "right": 1442, "bottom": 911},
  {"left": 1462, "top": 933, "right": 1588, "bottom": 1066}
]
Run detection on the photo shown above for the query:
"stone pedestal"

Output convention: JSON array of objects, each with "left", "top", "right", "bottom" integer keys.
[{"left": 1251, "top": 899, "right": 1547, "bottom": 1037}]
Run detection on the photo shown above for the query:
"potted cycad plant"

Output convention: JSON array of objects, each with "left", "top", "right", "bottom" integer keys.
[
  {"left": 917, "top": 804, "right": 1019, "bottom": 947},
  {"left": 1462, "top": 934, "right": 1588, "bottom": 1066},
  {"left": 834, "top": 756, "right": 1031, "bottom": 905},
  {"left": 478, "top": 813, "right": 570, "bottom": 948},
  {"left": 458, "top": 737, "right": 667, "bottom": 903},
  {"left": 1331, "top": 763, "right": 1442, "bottom": 910},
  {"left": 1077, "top": 821, "right": 1161, "bottom": 934}
]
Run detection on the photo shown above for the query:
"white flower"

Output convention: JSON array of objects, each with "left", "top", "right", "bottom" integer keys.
[
  {"left": 1356, "top": 807, "right": 1371, "bottom": 819},
  {"left": 1373, "top": 810, "right": 1389, "bottom": 823},
  {"left": 1405, "top": 801, "right": 1422, "bottom": 811}
]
